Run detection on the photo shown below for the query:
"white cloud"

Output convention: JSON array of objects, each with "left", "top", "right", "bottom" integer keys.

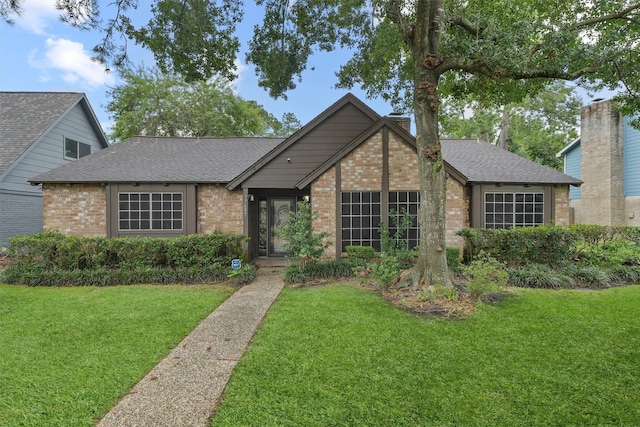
[
  {"left": 28, "top": 38, "right": 115, "bottom": 88},
  {"left": 16, "top": 0, "right": 59, "bottom": 35}
]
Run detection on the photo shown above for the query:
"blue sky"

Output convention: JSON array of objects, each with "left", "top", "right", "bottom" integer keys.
[{"left": 0, "top": 1, "right": 396, "bottom": 136}]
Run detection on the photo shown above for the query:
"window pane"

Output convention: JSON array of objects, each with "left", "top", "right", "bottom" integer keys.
[{"left": 64, "top": 138, "right": 78, "bottom": 159}]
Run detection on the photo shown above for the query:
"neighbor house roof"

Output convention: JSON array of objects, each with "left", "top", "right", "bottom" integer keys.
[
  {"left": 0, "top": 91, "right": 109, "bottom": 177},
  {"left": 555, "top": 138, "right": 581, "bottom": 158},
  {"left": 29, "top": 136, "right": 284, "bottom": 184}
]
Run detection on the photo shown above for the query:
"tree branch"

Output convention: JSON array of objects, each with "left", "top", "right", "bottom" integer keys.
[
  {"left": 437, "top": 56, "right": 600, "bottom": 81},
  {"left": 386, "top": 0, "right": 413, "bottom": 43},
  {"left": 568, "top": 3, "right": 640, "bottom": 31},
  {"left": 448, "top": 14, "right": 484, "bottom": 38}
]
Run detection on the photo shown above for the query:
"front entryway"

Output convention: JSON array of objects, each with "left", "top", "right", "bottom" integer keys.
[{"left": 257, "top": 197, "right": 297, "bottom": 257}]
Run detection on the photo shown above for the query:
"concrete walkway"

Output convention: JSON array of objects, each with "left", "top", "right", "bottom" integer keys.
[{"left": 97, "top": 268, "right": 285, "bottom": 427}]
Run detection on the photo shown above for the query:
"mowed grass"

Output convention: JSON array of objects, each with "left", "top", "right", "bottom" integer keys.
[
  {"left": 0, "top": 284, "right": 232, "bottom": 427},
  {"left": 213, "top": 284, "right": 640, "bottom": 426}
]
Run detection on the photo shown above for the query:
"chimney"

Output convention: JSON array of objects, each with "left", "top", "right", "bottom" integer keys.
[{"left": 388, "top": 112, "right": 411, "bottom": 133}]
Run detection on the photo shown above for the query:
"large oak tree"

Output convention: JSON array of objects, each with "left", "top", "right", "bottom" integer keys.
[{"left": 5, "top": 0, "right": 639, "bottom": 287}]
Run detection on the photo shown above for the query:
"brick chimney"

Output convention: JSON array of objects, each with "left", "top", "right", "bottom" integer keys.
[{"left": 387, "top": 112, "right": 411, "bottom": 133}]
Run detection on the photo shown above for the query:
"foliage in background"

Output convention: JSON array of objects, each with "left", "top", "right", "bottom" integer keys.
[
  {"left": 439, "top": 82, "right": 582, "bottom": 170},
  {"left": 106, "top": 66, "right": 300, "bottom": 142},
  {"left": 2, "top": 231, "right": 254, "bottom": 286}
]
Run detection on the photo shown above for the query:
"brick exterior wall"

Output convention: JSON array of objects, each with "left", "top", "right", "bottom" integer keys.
[
  {"left": 42, "top": 183, "right": 106, "bottom": 236},
  {"left": 553, "top": 185, "right": 571, "bottom": 226},
  {"left": 197, "top": 184, "right": 244, "bottom": 234},
  {"left": 445, "top": 179, "right": 468, "bottom": 249},
  {"left": 312, "top": 128, "right": 471, "bottom": 256},
  {"left": 311, "top": 166, "right": 337, "bottom": 258},
  {"left": 341, "top": 131, "right": 383, "bottom": 191},
  {"left": 388, "top": 131, "right": 419, "bottom": 190}
]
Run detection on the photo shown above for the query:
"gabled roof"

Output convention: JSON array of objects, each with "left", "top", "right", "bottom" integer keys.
[
  {"left": 442, "top": 139, "right": 582, "bottom": 185},
  {"left": 29, "top": 136, "right": 283, "bottom": 184},
  {"left": 0, "top": 92, "right": 109, "bottom": 177},
  {"left": 556, "top": 138, "right": 581, "bottom": 158},
  {"left": 296, "top": 115, "right": 582, "bottom": 188},
  {"left": 227, "top": 93, "right": 380, "bottom": 190}
]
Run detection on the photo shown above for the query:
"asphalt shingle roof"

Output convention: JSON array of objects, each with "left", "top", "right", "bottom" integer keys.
[
  {"left": 0, "top": 92, "right": 84, "bottom": 176},
  {"left": 441, "top": 139, "right": 582, "bottom": 185},
  {"left": 29, "top": 136, "right": 284, "bottom": 184}
]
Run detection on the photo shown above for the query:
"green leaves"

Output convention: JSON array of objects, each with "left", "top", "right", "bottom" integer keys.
[
  {"left": 127, "top": 0, "right": 243, "bottom": 81},
  {"left": 106, "top": 66, "right": 300, "bottom": 142}
]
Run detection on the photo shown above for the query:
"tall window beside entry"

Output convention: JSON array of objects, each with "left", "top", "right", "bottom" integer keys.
[
  {"left": 484, "top": 192, "right": 544, "bottom": 229},
  {"left": 118, "top": 192, "right": 183, "bottom": 231},
  {"left": 64, "top": 137, "right": 91, "bottom": 159}
]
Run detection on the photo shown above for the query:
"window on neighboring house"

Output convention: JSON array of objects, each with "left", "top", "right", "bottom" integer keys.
[
  {"left": 340, "top": 191, "right": 420, "bottom": 253},
  {"left": 64, "top": 138, "right": 91, "bottom": 159},
  {"left": 118, "top": 192, "right": 183, "bottom": 231},
  {"left": 484, "top": 192, "right": 544, "bottom": 229}
]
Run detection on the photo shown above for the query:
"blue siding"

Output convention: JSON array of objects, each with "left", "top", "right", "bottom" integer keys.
[
  {"left": 624, "top": 117, "right": 640, "bottom": 196},
  {"left": 0, "top": 103, "right": 106, "bottom": 194},
  {"left": 565, "top": 145, "right": 581, "bottom": 199}
]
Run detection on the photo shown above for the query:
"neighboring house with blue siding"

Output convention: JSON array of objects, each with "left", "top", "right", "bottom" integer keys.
[
  {"left": 557, "top": 99, "right": 640, "bottom": 226},
  {"left": 0, "top": 92, "right": 109, "bottom": 247}
]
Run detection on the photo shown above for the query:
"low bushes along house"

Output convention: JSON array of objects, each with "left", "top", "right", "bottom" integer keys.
[{"left": 29, "top": 94, "right": 581, "bottom": 262}]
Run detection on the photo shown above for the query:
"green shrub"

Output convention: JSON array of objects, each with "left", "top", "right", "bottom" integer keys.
[
  {"left": 458, "top": 226, "right": 576, "bottom": 267},
  {"left": 508, "top": 265, "right": 573, "bottom": 289},
  {"left": 345, "top": 245, "right": 377, "bottom": 264},
  {"left": 461, "top": 252, "right": 508, "bottom": 300},
  {"left": 446, "top": 247, "right": 462, "bottom": 273},
  {"left": 284, "top": 260, "right": 354, "bottom": 284},
  {"left": 3, "top": 231, "right": 249, "bottom": 286},
  {"left": 374, "top": 252, "right": 400, "bottom": 289},
  {"left": 278, "top": 201, "right": 330, "bottom": 263}
]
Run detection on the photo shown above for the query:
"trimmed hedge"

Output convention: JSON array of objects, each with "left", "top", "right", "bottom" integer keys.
[{"left": 2, "top": 231, "right": 254, "bottom": 286}]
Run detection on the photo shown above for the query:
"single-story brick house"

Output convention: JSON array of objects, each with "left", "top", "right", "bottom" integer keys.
[{"left": 30, "top": 94, "right": 581, "bottom": 261}]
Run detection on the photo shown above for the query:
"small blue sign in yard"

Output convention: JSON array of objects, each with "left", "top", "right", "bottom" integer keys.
[{"left": 231, "top": 259, "right": 242, "bottom": 270}]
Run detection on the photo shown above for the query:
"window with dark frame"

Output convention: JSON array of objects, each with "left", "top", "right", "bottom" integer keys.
[
  {"left": 64, "top": 138, "right": 91, "bottom": 159},
  {"left": 340, "top": 191, "right": 420, "bottom": 253},
  {"left": 484, "top": 192, "right": 544, "bottom": 229},
  {"left": 341, "top": 191, "right": 382, "bottom": 252},
  {"left": 389, "top": 191, "right": 420, "bottom": 250},
  {"left": 118, "top": 192, "right": 183, "bottom": 231}
]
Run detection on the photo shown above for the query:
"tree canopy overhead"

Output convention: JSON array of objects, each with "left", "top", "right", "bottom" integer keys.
[{"left": 5, "top": 0, "right": 639, "bottom": 286}]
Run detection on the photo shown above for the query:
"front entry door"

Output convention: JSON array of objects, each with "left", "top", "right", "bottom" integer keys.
[{"left": 268, "top": 197, "right": 296, "bottom": 257}]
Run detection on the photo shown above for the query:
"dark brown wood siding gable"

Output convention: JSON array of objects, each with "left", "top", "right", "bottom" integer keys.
[{"left": 241, "top": 103, "right": 377, "bottom": 189}]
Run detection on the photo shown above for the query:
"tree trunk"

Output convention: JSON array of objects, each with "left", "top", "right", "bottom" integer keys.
[
  {"left": 406, "top": 0, "right": 452, "bottom": 289},
  {"left": 499, "top": 109, "right": 510, "bottom": 150}
]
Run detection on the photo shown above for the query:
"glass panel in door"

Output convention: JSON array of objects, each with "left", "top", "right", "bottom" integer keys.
[{"left": 269, "top": 198, "right": 296, "bottom": 256}]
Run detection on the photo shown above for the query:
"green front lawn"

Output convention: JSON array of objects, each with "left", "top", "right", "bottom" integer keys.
[
  {"left": 213, "top": 284, "right": 640, "bottom": 426},
  {"left": 0, "top": 284, "right": 232, "bottom": 426}
]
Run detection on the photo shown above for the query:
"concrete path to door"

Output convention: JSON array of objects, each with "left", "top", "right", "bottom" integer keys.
[{"left": 97, "top": 267, "right": 285, "bottom": 427}]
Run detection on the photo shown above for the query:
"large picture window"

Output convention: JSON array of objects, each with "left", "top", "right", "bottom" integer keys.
[
  {"left": 340, "top": 191, "right": 420, "bottom": 253},
  {"left": 484, "top": 192, "right": 544, "bottom": 229},
  {"left": 118, "top": 192, "right": 183, "bottom": 231}
]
